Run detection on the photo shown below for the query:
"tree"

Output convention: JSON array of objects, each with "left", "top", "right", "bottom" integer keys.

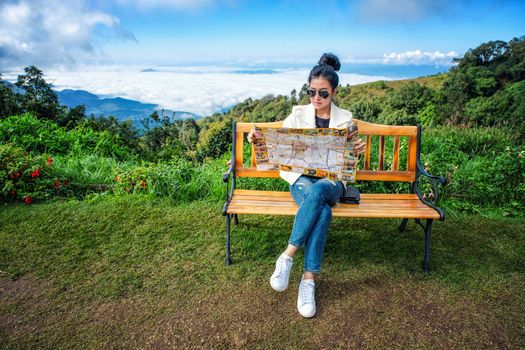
[
  {"left": 15, "top": 66, "right": 61, "bottom": 121},
  {"left": 456, "top": 40, "right": 510, "bottom": 69},
  {"left": 0, "top": 73, "right": 19, "bottom": 118},
  {"left": 81, "top": 115, "right": 140, "bottom": 152}
]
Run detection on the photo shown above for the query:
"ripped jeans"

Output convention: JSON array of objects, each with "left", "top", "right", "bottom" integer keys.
[{"left": 288, "top": 175, "right": 344, "bottom": 274}]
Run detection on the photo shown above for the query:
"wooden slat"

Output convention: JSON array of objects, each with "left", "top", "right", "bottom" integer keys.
[
  {"left": 357, "top": 124, "right": 417, "bottom": 136},
  {"left": 235, "top": 132, "right": 244, "bottom": 168},
  {"left": 229, "top": 202, "right": 436, "bottom": 211},
  {"left": 234, "top": 168, "right": 416, "bottom": 181},
  {"left": 235, "top": 168, "right": 280, "bottom": 178},
  {"left": 251, "top": 144, "right": 256, "bottom": 167},
  {"left": 231, "top": 198, "right": 430, "bottom": 208},
  {"left": 393, "top": 136, "right": 400, "bottom": 171},
  {"left": 237, "top": 120, "right": 418, "bottom": 136},
  {"left": 407, "top": 135, "right": 417, "bottom": 172},
  {"left": 237, "top": 121, "right": 284, "bottom": 133},
  {"left": 356, "top": 170, "right": 415, "bottom": 182},
  {"left": 378, "top": 135, "right": 385, "bottom": 170},
  {"left": 233, "top": 189, "right": 421, "bottom": 200},
  {"left": 365, "top": 135, "right": 371, "bottom": 170}
]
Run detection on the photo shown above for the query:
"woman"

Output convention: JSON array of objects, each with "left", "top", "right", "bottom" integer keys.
[{"left": 248, "top": 53, "right": 366, "bottom": 318}]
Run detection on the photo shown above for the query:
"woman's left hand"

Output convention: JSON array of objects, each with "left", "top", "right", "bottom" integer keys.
[
  {"left": 347, "top": 129, "right": 366, "bottom": 156},
  {"left": 353, "top": 138, "right": 366, "bottom": 156}
]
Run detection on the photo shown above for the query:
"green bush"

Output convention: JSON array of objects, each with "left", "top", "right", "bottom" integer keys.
[
  {"left": 0, "top": 143, "right": 56, "bottom": 203},
  {"left": 114, "top": 156, "right": 227, "bottom": 203},
  {"left": 464, "top": 80, "right": 525, "bottom": 139},
  {"left": 0, "top": 113, "right": 132, "bottom": 160},
  {"left": 422, "top": 126, "right": 525, "bottom": 215},
  {"left": 350, "top": 99, "right": 382, "bottom": 122}
]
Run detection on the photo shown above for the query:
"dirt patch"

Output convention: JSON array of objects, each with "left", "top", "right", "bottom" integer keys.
[
  {"left": 0, "top": 276, "right": 55, "bottom": 338},
  {"left": 314, "top": 278, "right": 510, "bottom": 349},
  {"left": 0, "top": 275, "right": 515, "bottom": 349}
]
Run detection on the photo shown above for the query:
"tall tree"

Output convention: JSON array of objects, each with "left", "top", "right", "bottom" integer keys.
[
  {"left": 15, "top": 66, "right": 60, "bottom": 121},
  {"left": 0, "top": 73, "right": 19, "bottom": 118}
]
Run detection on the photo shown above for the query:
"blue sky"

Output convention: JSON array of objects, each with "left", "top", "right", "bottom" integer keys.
[
  {"left": 1, "top": 0, "right": 524, "bottom": 116},
  {"left": 1, "top": 0, "right": 524, "bottom": 68}
]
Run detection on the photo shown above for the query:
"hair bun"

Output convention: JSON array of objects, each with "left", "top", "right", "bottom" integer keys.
[{"left": 318, "top": 53, "right": 341, "bottom": 72}]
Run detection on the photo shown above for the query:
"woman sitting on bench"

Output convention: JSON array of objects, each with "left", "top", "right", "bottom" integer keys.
[{"left": 247, "top": 53, "right": 366, "bottom": 318}]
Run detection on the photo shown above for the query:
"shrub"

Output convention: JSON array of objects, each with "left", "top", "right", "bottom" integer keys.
[
  {"left": 0, "top": 113, "right": 132, "bottom": 160},
  {"left": 350, "top": 99, "right": 382, "bottom": 122},
  {"left": 113, "top": 156, "right": 227, "bottom": 203},
  {"left": 0, "top": 143, "right": 56, "bottom": 203}
]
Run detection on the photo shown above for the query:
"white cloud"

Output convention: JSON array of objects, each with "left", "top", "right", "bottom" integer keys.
[
  {"left": 356, "top": 0, "right": 460, "bottom": 22},
  {"left": 2, "top": 65, "right": 393, "bottom": 117},
  {"left": 0, "top": 0, "right": 135, "bottom": 68},
  {"left": 382, "top": 50, "right": 457, "bottom": 66},
  {"left": 115, "top": 0, "right": 216, "bottom": 11}
]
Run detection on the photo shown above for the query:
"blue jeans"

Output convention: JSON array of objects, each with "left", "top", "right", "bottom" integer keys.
[{"left": 288, "top": 175, "right": 343, "bottom": 274}]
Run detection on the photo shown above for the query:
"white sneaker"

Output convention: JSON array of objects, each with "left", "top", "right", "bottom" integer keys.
[
  {"left": 270, "top": 253, "right": 293, "bottom": 292},
  {"left": 297, "top": 277, "right": 316, "bottom": 318}
]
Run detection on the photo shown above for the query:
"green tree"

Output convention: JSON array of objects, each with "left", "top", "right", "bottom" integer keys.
[
  {"left": 0, "top": 73, "right": 19, "bottom": 118},
  {"left": 15, "top": 66, "right": 61, "bottom": 122},
  {"left": 81, "top": 115, "right": 140, "bottom": 152}
]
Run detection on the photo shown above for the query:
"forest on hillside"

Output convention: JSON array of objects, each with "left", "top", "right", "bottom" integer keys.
[{"left": 1, "top": 37, "right": 524, "bottom": 216}]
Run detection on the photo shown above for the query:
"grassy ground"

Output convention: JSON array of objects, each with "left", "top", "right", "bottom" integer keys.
[{"left": 1, "top": 196, "right": 524, "bottom": 349}]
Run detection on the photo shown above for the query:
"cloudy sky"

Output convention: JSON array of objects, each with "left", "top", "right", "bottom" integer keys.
[{"left": 1, "top": 0, "right": 524, "bottom": 116}]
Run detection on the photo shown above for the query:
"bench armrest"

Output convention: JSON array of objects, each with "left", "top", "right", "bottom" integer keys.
[
  {"left": 223, "top": 162, "right": 234, "bottom": 183},
  {"left": 223, "top": 120, "right": 238, "bottom": 215},
  {"left": 414, "top": 159, "right": 447, "bottom": 220},
  {"left": 416, "top": 161, "right": 447, "bottom": 186}
]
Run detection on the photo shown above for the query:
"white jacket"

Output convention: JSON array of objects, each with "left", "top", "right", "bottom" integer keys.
[{"left": 280, "top": 102, "right": 353, "bottom": 185}]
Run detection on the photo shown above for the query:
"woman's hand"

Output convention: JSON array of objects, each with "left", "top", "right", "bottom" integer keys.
[
  {"left": 347, "top": 129, "right": 366, "bottom": 156},
  {"left": 353, "top": 138, "right": 366, "bottom": 156},
  {"left": 247, "top": 126, "right": 262, "bottom": 144}
]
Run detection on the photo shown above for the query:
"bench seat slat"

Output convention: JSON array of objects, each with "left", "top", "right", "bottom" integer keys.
[
  {"left": 230, "top": 200, "right": 435, "bottom": 209},
  {"left": 226, "top": 190, "right": 440, "bottom": 219},
  {"left": 234, "top": 189, "right": 421, "bottom": 200}
]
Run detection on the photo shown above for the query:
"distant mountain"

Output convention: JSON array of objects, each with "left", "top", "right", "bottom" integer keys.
[{"left": 56, "top": 89, "right": 201, "bottom": 128}]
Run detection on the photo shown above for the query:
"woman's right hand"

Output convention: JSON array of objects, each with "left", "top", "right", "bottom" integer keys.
[{"left": 247, "top": 126, "right": 261, "bottom": 143}]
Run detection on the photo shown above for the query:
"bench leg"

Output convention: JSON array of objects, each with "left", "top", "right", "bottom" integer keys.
[
  {"left": 423, "top": 219, "right": 433, "bottom": 273},
  {"left": 398, "top": 218, "right": 409, "bottom": 232},
  {"left": 234, "top": 214, "right": 239, "bottom": 225},
  {"left": 225, "top": 214, "right": 232, "bottom": 265}
]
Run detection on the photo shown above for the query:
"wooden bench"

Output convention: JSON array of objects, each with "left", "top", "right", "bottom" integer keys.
[{"left": 222, "top": 119, "right": 446, "bottom": 272}]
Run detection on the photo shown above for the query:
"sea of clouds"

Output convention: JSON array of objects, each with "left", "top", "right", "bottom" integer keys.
[{"left": 4, "top": 65, "right": 394, "bottom": 117}]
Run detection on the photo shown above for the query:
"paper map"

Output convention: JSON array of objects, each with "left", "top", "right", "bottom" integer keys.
[{"left": 253, "top": 124, "right": 359, "bottom": 182}]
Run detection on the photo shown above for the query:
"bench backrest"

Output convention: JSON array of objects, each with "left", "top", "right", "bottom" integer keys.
[{"left": 233, "top": 119, "right": 420, "bottom": 182}]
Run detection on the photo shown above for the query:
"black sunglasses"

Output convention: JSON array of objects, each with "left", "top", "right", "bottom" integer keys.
[{"left": 307, "top": 88, "right": 331, "bottom": 99}]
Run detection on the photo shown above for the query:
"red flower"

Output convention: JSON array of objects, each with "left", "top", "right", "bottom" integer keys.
[
  {"left": 54, "top": 180, "right": 60, "bottom": 189},
  {"left": 25, "top": 196, "right": 32, "bottom": 204},
  {"left": 31, "top": 168, "right": 42, "bottom": 178},
  {"left": 9, "top": 190, "right": 16, "bottom": 196},
  {"left": 47, "top": 157, "right": 53, "bottom": 166}
]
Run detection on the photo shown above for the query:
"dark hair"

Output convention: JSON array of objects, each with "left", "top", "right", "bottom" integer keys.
[{"left": 308, "top": 53, "right": 341, "bottom": 89}]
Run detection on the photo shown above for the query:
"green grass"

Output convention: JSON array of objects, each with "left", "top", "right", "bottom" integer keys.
[{"left": 1, "top": 196, "right": 524, "bottom": 349}]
